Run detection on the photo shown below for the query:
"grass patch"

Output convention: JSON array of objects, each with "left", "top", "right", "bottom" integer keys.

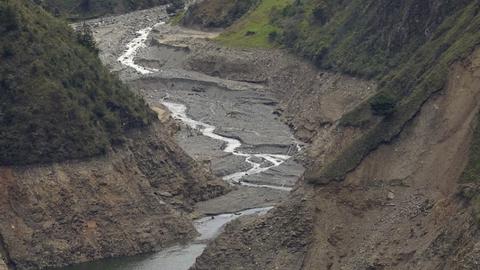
[{"left": 215, "top": 0, "right": 292, "bottom": 48}]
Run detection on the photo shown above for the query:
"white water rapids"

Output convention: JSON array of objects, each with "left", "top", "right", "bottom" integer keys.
[{"left": 117, "top": 22, "right": 165, "bottom": 74}]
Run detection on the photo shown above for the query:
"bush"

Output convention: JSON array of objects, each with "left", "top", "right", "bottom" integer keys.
[
  {"left": 0, "top": 4, "right": 19, "bottom": 32},
  {"left": 312, "top": 5, "right": 327, "bottom": 24},
  {"left": 370, "top": 93, "right": 396, "bottom": 116},
  {"left": 268, "top": 30, "right": 278, "bottom": 42},
  {"left": 167, "top": 0, "right": 184, "bottom": 14},
  {"left": 76, "top": 23, "right": 99, "bottom": 54}
]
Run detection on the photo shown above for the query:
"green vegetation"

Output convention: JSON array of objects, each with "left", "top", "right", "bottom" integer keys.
[
  {"left": 214, "top": 0, "right": 291, "bottom": 48},
  {"left": 0, "top": 0, "right": 155, "bottom": 165}
]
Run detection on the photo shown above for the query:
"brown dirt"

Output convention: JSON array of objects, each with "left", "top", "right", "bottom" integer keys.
[
  {"left": 186, "top": 35, "right": 480, "bottom": 270},
  {"left": 0, "top": 122, "right": 228, "bottom": 270}
]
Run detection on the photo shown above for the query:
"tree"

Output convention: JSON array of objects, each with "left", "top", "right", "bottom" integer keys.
[
  {"left": 370, "top": 93, "right": 396, "bottom": 116},
  {"left": 79, "top": 0, "right": 91, "bottom": 13},
  {"left": 76, "top": 23, "right": 99, "bottom": 54},
  {"left": 166, "top": 0, "right": 184, "bottom": 14}
]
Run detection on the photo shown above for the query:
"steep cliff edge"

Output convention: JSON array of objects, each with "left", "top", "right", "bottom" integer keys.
[{"left": 301, "top": 48, "right": 480, "bottom": 270}]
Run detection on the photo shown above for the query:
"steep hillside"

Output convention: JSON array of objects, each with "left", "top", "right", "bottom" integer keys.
[
  {"left": 0, "top": 0, "right": 155, "bottom": 165},
  {"left": 281, "top": 0, "right": 480, "bottom": 186}
]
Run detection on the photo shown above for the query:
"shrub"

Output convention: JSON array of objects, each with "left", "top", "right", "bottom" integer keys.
[
  {"left": 268, "top": 30, "right": 278, "bottom": 42},
  {"left": 370, "top": 93, "right": 396, "bottom": 116},
  {"left": 312, "top": 5, "right": 327, "bottom": 24},
  {"left": 167, "top": 0, "right": 185, "bottom": 14},
  {"left": 76, "top": 23, "right": 99, "bottom": 54}
]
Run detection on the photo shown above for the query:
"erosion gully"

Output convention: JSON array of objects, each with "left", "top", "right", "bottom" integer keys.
[{"left": 56, "top": 7, "right": 304, "bottom": 270}]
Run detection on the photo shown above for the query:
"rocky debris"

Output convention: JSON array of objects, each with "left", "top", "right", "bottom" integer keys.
[{"left": 0, "top": 122, "right": 228, "bottom": 270}]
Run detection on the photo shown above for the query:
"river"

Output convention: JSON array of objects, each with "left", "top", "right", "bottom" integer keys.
[{"left": 56, "top": 7, "right": 304, "bottom": 270}]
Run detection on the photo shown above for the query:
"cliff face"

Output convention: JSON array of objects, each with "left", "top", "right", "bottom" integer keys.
[
  {"left": 0, "top": 122, "right": 227, "bottom": 270},
  {"left": 300, "top": 48, "right": 480, "bottom": 270}
]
